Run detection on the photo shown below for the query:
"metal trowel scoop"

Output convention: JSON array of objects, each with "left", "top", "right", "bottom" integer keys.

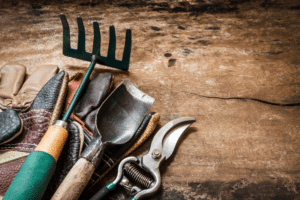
[{"left": 51, "top": 79, "right": 155, "bottom": 200}]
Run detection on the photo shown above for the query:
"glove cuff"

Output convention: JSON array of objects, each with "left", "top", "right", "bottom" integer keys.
[
  {"left": 50, "top": 72, "right": 69, "bottom": 126},
  {"left": 64, "top": 72, "right": 114, "bottom": 135}
]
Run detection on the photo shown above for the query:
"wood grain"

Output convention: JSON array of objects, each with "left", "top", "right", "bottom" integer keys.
[
  {"left": 51, "top": 158, "right": 95, "bottom": 200},
  {"left": 0, "top": 0, "right": 299, "bottom": 199}
]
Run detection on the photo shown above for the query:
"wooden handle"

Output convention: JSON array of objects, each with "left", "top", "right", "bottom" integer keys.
[
  {"left": 51, "top": 158, "right": 95, "bottom": 200},
  {"left": 35, "top": 124, "right": 68, "bottom": 162}
]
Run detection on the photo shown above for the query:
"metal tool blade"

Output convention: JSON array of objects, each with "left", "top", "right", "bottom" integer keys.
[
  {"left": 95, "top": 79, "right": 155, "bottom": 145},
  {"left": 162, "top": 122, "right": 194, "bottom": 160},
  {"left": 142, "top": 117, "right": 195, "bottom": 169}
]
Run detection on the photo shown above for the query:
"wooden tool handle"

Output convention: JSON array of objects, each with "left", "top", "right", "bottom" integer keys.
[
  {"left": 51, "top": 158, "right": 95, "bottom": 200},
  {"left": 35, "top": 124, "right": 69, "bottom": 161}
]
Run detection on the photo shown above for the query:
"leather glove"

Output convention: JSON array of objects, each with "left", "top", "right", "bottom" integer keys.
[
  {"left": 42, "top": 72, "right": 113, "bottom": 199},
  {"left": 0, "top": 65, "right": 68, "bottom": 198},
  {"left": 0, "top": 64, "right": 60, "bottom": 144},
  {"left": 64, "top": 72, "right": 114, "bottom": 143},
  {"left": 0, "top": 64, "right": 59, "bottom": 110}
]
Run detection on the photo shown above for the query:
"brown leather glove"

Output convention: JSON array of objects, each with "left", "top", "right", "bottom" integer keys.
[
  {"left": 0, "top": 64, "right": 60, "bottom": 145},
  {"left": 0, "top": 64, "right": 59, "bottom": 110},
  {"left": 64, "top": 72, "right": 114, "bottom": 140},
  {"left": 0, "top": 65, "right": 68, "bottom": 198}
]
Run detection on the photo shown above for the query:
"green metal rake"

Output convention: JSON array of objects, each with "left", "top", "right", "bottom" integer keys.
[
  {"left": 60, "top": 14, "right": 132, "bottom": 121},
  {"left": 60, "top": 14, "right": 131, "bottom": 71}
]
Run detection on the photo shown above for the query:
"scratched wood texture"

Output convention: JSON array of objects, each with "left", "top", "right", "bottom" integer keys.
[{"left": 0, "top": 0, "right": 300, "bottom": 199}]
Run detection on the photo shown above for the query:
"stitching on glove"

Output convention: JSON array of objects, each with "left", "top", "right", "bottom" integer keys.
[
  {"left": 0, "top": 143, "right": 37, "bottom": 147},
  {"left": 50, "top": 73, "right": 69, "bottom": 125},
  {"left": 0, "top": 146, "right": 35, "bottom": 151}
]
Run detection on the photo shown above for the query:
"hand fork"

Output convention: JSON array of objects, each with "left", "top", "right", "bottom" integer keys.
[
  {"left": 91, "top": 117, "right": 196, "bottom": 200},
  {"left": 59, "top": 14, "right": 132, "bottom": 121},
  {"left": 60, "top": 14, "right": 131, "bottom": 71}
]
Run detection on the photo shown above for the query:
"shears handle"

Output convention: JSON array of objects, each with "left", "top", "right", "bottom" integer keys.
[
  {"left": 90, "top": 183, "right": 141, "bottom": 200},
  {"left": 90, "top": 182, "right": 116, "bottom": 200}
]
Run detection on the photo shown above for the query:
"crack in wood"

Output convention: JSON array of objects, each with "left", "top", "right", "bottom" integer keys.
[{"left": 181, "top": 91, "right": 300, "bottom": 106}]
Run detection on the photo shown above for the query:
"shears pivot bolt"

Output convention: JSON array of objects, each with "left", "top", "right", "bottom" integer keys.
[{"left": 151, "top": 149, "right": 161, "bottom": 159}]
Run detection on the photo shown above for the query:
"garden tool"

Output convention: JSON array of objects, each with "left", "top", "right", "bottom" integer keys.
[
  {"left": 60, "top": 13, "right": 131, "bottom": 71},
  {"left": 4, "top": 13, "right": 132, "bottom": 200},
  {"left": 59, "top": 13, "right": 131, "bottom": 122},
  {"left": 51, "top": 79, "right": 154, "bottom": 200},
  {"left": 91, "top": 117, "right": 196, "bottom": 200},
  {"left": 0, "top": 70, "right": 68, "bottom": 198},
  {"left": 42, "top": 121, "right": 84, "bottom": 200}
]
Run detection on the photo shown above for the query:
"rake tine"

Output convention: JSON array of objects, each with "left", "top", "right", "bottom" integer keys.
[
  {"left": 92, "top": 21, "right": 101, "bottom": 56},
  {"left": 60, "top": 14, "right": 131, "bottom": 71},
  {"left": 60, "top": 14, "right": 71, "bottom": 55},
  {"left": 77, "top": 16, "right": 86, "bottom": 53},
  {"left": 107, "top": 25, "right": 116, "bottom": 60},
  {"left": 122, "top": 28, "right": 132, "bottom": 67}
]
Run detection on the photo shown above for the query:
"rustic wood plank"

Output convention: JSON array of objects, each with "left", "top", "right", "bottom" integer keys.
[{"left": 0, "top": 1, "right": 299, "bottom": 199}]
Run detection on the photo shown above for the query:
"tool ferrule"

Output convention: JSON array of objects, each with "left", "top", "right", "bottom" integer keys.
[
  {"left": 80, "top": 137, "right": 106, "bottom": 167},
  {"left": 53, "top": 120, "right": 69, "bottom": 131}
]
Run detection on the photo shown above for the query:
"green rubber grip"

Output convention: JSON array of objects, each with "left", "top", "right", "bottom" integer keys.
[
  {"left": 3, "top": 151, "right": 56, "bottom": 200},
  {"left": 130, "top": 198, "right": 137, "bottom": 200},
  {"left": 90, "top": 182, "right": 116, "bottom": 200},
  {"left": 106, "top": 182, "right": 116, "bottom": 191}
]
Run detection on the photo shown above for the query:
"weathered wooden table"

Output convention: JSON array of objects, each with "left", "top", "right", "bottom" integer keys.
[{"left": 1, "top": 0, "right": 300, "bottom": 199}]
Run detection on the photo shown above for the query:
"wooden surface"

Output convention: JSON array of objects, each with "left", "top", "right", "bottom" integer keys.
[{"left": 0, "top": 0, "right": 300, "bottom": 199}]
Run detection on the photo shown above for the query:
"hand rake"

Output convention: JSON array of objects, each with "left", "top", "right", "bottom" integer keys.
[
  {"left": 60, "top": 13, "right": 131, "bottom": 71},
  {"left": 60, "top": 13, "right": 132, "bottom": 120}
]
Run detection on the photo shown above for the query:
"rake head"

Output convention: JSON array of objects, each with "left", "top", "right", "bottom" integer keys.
[{"left": 60, "top": 14, "right": 131, "bottom": 71}]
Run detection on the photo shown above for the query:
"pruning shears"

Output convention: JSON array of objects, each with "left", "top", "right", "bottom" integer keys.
[{"left": 90, "top": 117, "right": 196, "bottom": 200}]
